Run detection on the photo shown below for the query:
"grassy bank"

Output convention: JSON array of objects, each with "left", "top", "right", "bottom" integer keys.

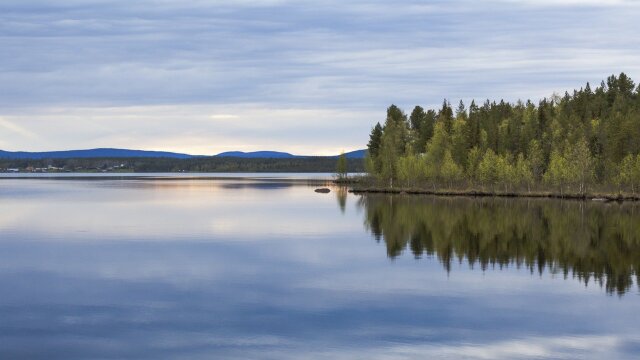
[{"left": 340, "top": 177, "right": 640, "bottom": 201}]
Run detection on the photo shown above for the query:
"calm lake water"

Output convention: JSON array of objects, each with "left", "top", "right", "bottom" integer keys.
[{"left": 0, "top": 175, "right": 639, "bottom": 359}]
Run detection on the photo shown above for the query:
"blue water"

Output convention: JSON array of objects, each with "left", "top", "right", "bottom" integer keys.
[{"left": 0, "top": 176, "right": 638, "bottom": 359}]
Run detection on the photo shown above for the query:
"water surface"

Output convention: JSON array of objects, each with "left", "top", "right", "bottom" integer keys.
[{"left": 0, "top": 176, "right": 639, "bottom": 359}]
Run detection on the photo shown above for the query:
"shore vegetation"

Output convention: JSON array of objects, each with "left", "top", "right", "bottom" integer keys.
[{"left": 362, "top": 73, "right": 640, "bottom": 198}]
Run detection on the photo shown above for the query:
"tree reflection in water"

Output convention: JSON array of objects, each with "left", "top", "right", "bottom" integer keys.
[{"left": 357, "top": 194, "right": 640, "bottom": 295}]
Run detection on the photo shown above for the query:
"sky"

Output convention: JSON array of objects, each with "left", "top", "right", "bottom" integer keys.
[{"left": 0, "top": 0, "right": 639, "bottom": 155}]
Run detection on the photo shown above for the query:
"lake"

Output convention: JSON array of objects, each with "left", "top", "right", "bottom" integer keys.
[{"left": 0, "top": 175, "right": 639, "bottom": 359}]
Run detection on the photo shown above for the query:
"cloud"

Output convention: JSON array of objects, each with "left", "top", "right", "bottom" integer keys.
[
  {"left": 0, "top": 116, "right": 38, "bottom": 139},
  {"left": 209, "top": 114, "right": 239, "bottom": 120},
  {"left": 497, "top": 0, "right": 640, "bottom": 7},
  {"left": 259, "top": 335, "right": 639, "bottom": 360},
  {"left": 0, "top": 1, "right": 638, "bottom": 152},
  {"left": 0, "top": 104, "right": 375, "bottom": 155}
]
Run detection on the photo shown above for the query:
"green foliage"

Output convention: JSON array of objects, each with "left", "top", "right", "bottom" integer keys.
[
  {"left": 409, "top": 106, "right": 426, "bottom": 130},
  {"left": 438, "top": 99, "right": 454, "bottom": 133},
  {"left": 515, "top": 153, "right": 534, "bottom": 191},
  {"left": 423, "top": 122, "right": 451, "bottom": 185},
  {"left": 424, "top": 122, "right": 449, "bottom": 165},
  {"left": 440, "top": 150, "right": 463, "bottom": 187},
  {"left": 466, "top": 146, "right": 482, "bottom": 184},
  {"left": 494, "top": 152, "right": 515, "bottom": 192},
  {"left": 565, "top": 138, "right": 594, "bottom": 194},
  {"left": 478, "top": 149, "right": 499, "bottom": 188},
  {"left": 335, "top": 152, "right": 348, "bottom": 179},
  {"left": 544, "top": 149, "right": 569, "bottom": 193},
  {"left": 397, "top": 154, "right": 425, "bottom": 187},
  {"left": 450, "top": 117, "right": 469, "bottom": 168},
  {"left": 527, "top": 139, "right": 544, "bottom": 181},
  {"left": 364, "top": 152, "right": 376, "bottom": 175},
  {"left": 617, "top": 154, "right": 640, "bottom": 194},
  {"left": 364, "top": 73, "right": 640, "bottom": 194},
  {"left": 367, "top": 123, "right": 383, "bottom": 158}
]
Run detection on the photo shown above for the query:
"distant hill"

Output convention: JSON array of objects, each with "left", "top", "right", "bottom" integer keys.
[
  {"left": 215, "top": 150, "right": 367, "bottom": 159},
  {"left": 214, "top": 151, "right": 297, "bottom": 158},
  {"left": 0, "top": 148, "right": 195, "bottom": 159},
  {"left": 343, "top": 149, "right": 366, "bottom": 159},
  {"left": 0, "top": 148, "right": 367, "bottom": 159}
]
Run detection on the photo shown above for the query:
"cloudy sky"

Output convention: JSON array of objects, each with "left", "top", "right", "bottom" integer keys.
[{"left": 1, "top": 0, "right": 639, "bottom": 155}]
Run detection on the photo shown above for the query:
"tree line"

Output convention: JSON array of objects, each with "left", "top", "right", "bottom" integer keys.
[
  {"left": 0, "top": 156, "right": 365, "bottom": 173},
  {"left": 365, "top": 73, "right": 640, "bottom": 195}
]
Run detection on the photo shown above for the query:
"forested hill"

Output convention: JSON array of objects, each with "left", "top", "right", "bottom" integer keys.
[
  {"left": 0, "top": 148, "right": 194, "bottom": 159},
  {"left": 365, "top": 73, "right": 640, "bottom": 194}
]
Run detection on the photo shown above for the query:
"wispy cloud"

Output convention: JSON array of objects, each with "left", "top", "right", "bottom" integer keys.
[
  {"left": 0, "top": 0, "right": 638, "bottom": 152},
  {"left": 497, "top": 0, "right": 640, "bottom": 7},
  {"left": 261, "top": 334, "right": 639, "bottom": 360},
  {"left": 0, "top": 116, "right": 38, "bottom": 139}
]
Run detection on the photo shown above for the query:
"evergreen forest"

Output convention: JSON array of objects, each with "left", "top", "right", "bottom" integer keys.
[{"left": 365, "top": 73, "right": 640, "bottom": 195}]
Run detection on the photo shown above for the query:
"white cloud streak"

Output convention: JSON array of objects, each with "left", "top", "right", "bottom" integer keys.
[{"left": 0, "top": 116, "right": 38, "bottom": 139}]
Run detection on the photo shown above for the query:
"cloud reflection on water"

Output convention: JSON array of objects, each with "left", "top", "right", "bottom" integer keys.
[{"left": 0, "top": 178, "right": 639, "bottom": 359}]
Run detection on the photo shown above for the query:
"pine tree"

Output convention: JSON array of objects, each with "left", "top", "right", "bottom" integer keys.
[
  {"left": 451, "top": 118, "right": 469, "bottom": 169},
  {"left": 438, "top": 99, "right": 454, "bottom": 133},
  {"left": 416, "top": 109, "right": 436, "bottom": 153},
  {"left": 409, "top": 106, "right": 427, "bottom": 130},
  {"left": 367, "top": 123, "right": 383, "bottom": 158}
]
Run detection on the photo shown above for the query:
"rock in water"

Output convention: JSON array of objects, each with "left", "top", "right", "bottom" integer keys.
[{"left": 315, "top": 188, "right": 331, "bottom": 193}]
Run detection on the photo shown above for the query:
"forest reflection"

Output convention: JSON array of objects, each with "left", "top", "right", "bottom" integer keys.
[{"left": 357, "top": 195, "right": 640, "bottom": 295}]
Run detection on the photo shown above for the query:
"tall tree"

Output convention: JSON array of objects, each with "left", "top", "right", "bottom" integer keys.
[
  {"left": 424, "top": 122, "right": 451, "bottom": 185},
  {"left": 566, "top": 138, "right": 594, "bottom": 195},
  {"left": 416, "top": 109, "right": 437, "bottom": 153},
  {"left": 336, "top": 152, "right": 348, "bottom": 180},
  {"left": 409, "top": 106, "right": 427, "bottom": 130},
  {"left": 451, "top": 117, "right": 469, "bottom": 168},
  {"left": 544, "top": 150, "right": 569, "bottom": 195},
  {"left": 516, "top": 153, "right": 534, "bottom": 192},
  {"left": 367, "top": 123, "right": 383, "bottom": 157},
  {"left": 527, "top": 139, "right": 545, "bottom": 182},
  {"left": 438, "top": 99, "right": 454, "bottom": 133}
]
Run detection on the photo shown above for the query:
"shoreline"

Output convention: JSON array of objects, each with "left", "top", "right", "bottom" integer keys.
[{"left": 347, "top": 186, "right": 640, "bottom": 202}]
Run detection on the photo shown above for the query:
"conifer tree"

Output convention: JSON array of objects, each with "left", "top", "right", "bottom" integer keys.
[{"left": 367, "top": 123, "right": 383, "bottom": 158}]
